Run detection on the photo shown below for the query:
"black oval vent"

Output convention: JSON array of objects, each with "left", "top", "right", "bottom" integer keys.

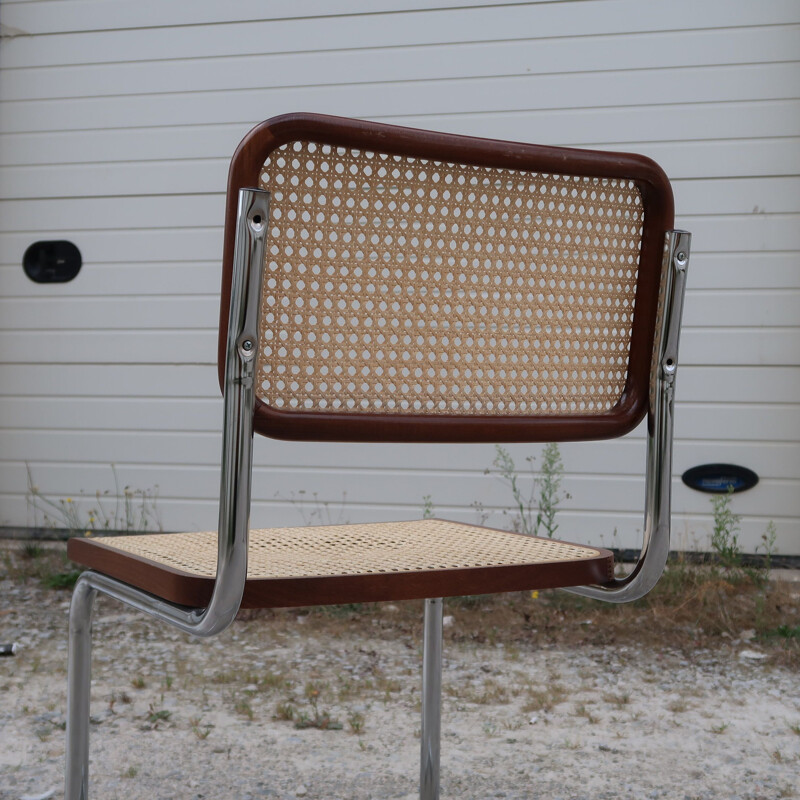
[
  {"left": 23, "top": 241, "right": 82, "bottom": 283},
  {"left": 681, "top": 463, "right": 759, "bottom": 494}
]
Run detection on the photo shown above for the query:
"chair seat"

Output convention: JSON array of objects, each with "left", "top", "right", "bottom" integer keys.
[{"left": 67, "top": 519, "right": 614, "bottom": 608}]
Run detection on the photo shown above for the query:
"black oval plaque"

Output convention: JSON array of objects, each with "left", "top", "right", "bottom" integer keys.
[
  {"left": 681, "top": 463, "right": 759, "bottom": 494},
  {"left": 23, "top": 240, "right": 82, "bottom": 283}
]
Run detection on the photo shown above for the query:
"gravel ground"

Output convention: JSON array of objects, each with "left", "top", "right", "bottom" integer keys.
[{"left": 2, "top": 577, "right": 799, "bottom": 800}]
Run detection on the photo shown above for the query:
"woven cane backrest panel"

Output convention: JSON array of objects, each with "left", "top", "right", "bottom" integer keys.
[
  {"left": 93, "top": 520, "right": 605, "bottom": 579},
  {"left": 257, "top": 140, "right": 644, "bottom": 417}
]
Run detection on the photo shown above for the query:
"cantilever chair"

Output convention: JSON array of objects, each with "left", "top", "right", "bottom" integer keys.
[{"left": 65, "top": 113, "right": 690, "bottom": 799}]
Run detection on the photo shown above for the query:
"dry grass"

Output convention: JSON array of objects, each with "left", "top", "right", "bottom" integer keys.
[
  {"left": 602, "top": 692, "right": 631, "bottom": 708},
  {"left": 521, "top": 683, "right": 568, "bottom": 713},
  {"left": 574, "top": 702, "right": 599, "bottom": 724}
]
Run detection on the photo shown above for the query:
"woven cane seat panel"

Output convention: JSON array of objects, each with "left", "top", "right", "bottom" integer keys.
[
  {"left": 257, "top": 141, "right": 644, "bottom": 418},
  {"left": 86, "top": 519, "right": 602, "bottom": 579},
  {"left": 69, "top": 520, "right": 614, "bottom": 607}
]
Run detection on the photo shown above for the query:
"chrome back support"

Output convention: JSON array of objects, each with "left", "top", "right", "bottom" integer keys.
[{"left": 567, "top": 229, "right": 690, "bottom": 602}]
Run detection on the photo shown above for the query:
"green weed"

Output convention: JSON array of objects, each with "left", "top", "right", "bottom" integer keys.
[
  {"left": 710, "top": 723, "right": 729, "bottom": 734},
  {"left": 764, "top": 625, "right": 800, "bottom": 640},
  {"left": 293, "top": 684, "right": 343, "bottom": 730},
  {"left": 485, "top": 444, "right": 569, "bottom": 537},
  {"left": 42, "top": 568, "right": 82, "bottom": 590},
  {"left": 347, "top": 709, "right": 366, "bottom": 734},
  {"left": 145, "top": 705, "right": 171, "bottom": 726},
  {"left": 190, "top": 717, "right": 213, "bottom": 740},
  {"left": 19, "top": 542, "right": 44, "bottom": 559}
]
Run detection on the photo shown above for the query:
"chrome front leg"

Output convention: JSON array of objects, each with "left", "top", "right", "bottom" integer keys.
[
  {"left": 64, "top": 576, "right": 98, "bottom": 800},
  {"left": 420, "top": 598, "right": 443, "bottom": 800}
]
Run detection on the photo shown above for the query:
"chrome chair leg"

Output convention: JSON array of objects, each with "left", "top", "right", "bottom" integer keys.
[
  {"left": 420, "top": 597, "right": 443, "bottom": 800},
  {"left": 65, "top": 576, "right": 98, "bottom": 800}
]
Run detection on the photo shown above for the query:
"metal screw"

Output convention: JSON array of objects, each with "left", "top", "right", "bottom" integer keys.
[
  {"left": 676, "top": 251, "right": 687, "bottom": 263},
  {"left": 241, "top": 340, "right": 253, "bottom": 352}
]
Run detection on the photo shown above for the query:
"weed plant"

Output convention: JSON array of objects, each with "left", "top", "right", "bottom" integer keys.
[
  {"left": 702, "top": 488, "right": 778, "bottom": 598},
  {"left": 1, "top": 539, "right": 82, "bottom": 590},
  {"left": 709, "top": 488, "right": 743, "bottom": 571},
  {"left": 347, "top": 709, "right": 366, "bottom": 734},
  {"left": 26, "top": 464, "right": 161, "bottom": 537},
  {"left": 487, "top": 444, "right": 570, "bottom": 537},
  {"left": 21, "top": 464, "right": 161, "bottom": 589},
  {"left": 293, "top": 684, "right": 343, "bottom": 730},
  {"left": 535, "top": 443, "right": 569, "bottom": 538},
  {"left": 414, "top": 446, "right": 796, "bottom": 659},
  {"left": 190, "top": 717, "right": 213, "bottom": 739},
  {"left": 279, "top": 489, "right": 349, "bottom": 527}
]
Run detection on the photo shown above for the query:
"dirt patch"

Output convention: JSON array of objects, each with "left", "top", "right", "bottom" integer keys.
[{"left": 1, "top": 543, "right": 799, "bottom": 800}]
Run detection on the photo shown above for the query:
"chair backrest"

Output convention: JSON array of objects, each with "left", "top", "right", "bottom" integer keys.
[{"left": 218, "top": 114, "right": 674, "bottom": 443}]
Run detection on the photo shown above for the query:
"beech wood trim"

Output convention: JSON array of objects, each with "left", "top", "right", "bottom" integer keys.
[
  {"left": 218, "top": 113, "right": 674, "bottom": 443},
  {"left": 68, "top": 535, "right": 614, "bottom": 610}
]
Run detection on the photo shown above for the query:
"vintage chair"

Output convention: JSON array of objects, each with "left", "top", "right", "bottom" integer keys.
[{"left": 65, "top": 113, "right": 689, "bottom": 799}]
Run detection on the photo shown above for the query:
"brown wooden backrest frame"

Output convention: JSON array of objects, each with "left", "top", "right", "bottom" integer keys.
[{"left": 218, "top": 113, "right": 674, "bottom": 443}]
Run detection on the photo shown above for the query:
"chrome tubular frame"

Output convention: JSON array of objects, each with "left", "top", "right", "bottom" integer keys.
[
  {"left": 64, "top": 188, "right": 270, "bottom": 800},
  {"left": 63, "top": 207, "right": 687, "bottom": 799},
  {"left": 567, "top": 229, "right": 691, "bottom": 603},
  {"left": 420, "top": 598, "right": 444, "bottom": 800}
]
